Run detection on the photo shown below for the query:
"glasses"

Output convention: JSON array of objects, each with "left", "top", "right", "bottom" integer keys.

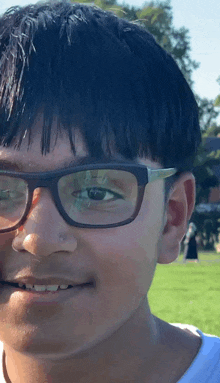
[{"left": 0, "top": 161, "right": 177, "bottom": 232}]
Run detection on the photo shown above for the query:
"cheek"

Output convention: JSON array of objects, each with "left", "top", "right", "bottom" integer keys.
[
  {"left": 84, "top": 190, "right": 163, "bottom": 301},
  {"left": 87, "top": 223, "right": 159, "bottom": 298},
  {"left": 0, "top": 233, "right": 15, "bottom": 252},
  {"left": 0, "top": 233, "right": 16, "bottom": 274}
]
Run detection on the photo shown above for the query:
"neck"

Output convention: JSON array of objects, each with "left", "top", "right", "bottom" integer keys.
[{"left": 3, "top": 301, "right": 164, "bottom": 383}]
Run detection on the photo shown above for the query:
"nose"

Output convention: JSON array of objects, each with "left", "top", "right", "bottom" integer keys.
[{"left": 12, "top": 188, "right": 77, "bottom": 257}]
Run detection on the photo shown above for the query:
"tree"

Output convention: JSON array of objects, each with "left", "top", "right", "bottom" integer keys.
[
  {"left": 214, "top": 76, "right": 220, "bottom": 107},
  {"left": 193, "top": 138, "right": 220, "bottom": 205},
  {"left": 195, "top": 95, "right": 220, "bottom": 133},
  {"left": 197, "top": 76, "right": 220, "bottom": 134},
  {"left": 202, "top": 122, "right": 220, "bottom": 138}
]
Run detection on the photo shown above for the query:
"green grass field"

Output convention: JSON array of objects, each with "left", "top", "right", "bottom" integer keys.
[{"left": 148, "top": 251, "right": 220, "bottom": 337}]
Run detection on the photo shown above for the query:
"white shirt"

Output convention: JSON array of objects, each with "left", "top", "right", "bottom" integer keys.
[
  {"left": 0, "top": 324, "right": 219, "bottom": 382},
  {"left": 172, "top": 323, "right": 220, "bottom": 382}
]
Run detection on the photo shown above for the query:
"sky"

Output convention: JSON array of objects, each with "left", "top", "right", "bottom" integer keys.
[{"left": 0, "top": 0, "right": 220, "bottom": 119}]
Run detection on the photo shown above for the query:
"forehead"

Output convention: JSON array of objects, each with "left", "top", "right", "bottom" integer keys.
[
  {"left": 0, "top": 134, "right": 85, "bottom": 172},
  {"left": 0, "top": 114, "right": 162, "bottom": 172},
  {"left": 0, "top": 113, "right": 85, "bottom": 172}
]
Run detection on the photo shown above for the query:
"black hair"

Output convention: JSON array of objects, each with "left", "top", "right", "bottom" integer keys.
[{"left": 0, "top": 0, "right": 201, "bottom": 209}]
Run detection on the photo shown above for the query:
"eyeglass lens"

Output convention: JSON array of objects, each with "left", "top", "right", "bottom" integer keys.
[
  {"left": 0, "top": 169, "right": 138, "bottom": 230},
  {"left": 0, "top": 176, "right": 28, "bottom": 230}
]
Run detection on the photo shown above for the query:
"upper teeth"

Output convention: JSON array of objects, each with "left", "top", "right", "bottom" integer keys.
[{"left": 18, "top": 283, "right": 69, "bottom": 291}]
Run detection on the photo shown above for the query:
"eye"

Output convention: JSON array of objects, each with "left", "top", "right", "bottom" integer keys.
[{"left": 72, "top": 187, "right": 124, "bottom": 202}]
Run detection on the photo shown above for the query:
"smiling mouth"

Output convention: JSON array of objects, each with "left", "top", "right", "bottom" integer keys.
[{"left": 0, "top": 280, "right": 95, "bottom": 292}]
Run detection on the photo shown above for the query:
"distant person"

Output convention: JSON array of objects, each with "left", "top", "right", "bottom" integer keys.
[{"left": 183, "top": 222, "right": 199, "bottom": 262}]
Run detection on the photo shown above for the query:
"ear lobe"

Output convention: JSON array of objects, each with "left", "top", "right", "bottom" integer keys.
[
  {"left": 157, "top": 241, "right": 181, "bottom": 264},
  {"left": 157, "top": 210, "right": 182, "bottom": 264}
]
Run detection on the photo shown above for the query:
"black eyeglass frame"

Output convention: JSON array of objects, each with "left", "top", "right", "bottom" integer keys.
[{"left": 0, "top": 162, "right": 177, "bottom": 232}]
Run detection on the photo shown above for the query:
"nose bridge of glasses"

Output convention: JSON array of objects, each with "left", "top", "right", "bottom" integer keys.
[
  {"left": 34, "top": 178, "right": 53, "bottom": 188},
  {"left": 29, "top": 178, "right": 57, "bottom": 206},
  {"left": 29, "top": 176, "right": 56, "bottom": 196}
]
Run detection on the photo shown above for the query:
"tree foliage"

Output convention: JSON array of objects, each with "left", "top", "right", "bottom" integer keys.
[
  {"left": 195, "top": 95, "right": 220, "bottom": 133},
  {"left": 202, "top": 123, "right": 220, "bottom": 138},
  {"left": 193, "top": 138, "right": 220, "bottom": 205},
  {"left": 214, "top": 76, "right": 220, "bottom": 107}
]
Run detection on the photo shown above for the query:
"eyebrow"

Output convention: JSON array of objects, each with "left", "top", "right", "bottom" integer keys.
[
  {"left": 0, "top": 159, "right": 21, "bottom": 171},
  {"left": 0, "top": 155, "right": 131, "bottom": 172}
]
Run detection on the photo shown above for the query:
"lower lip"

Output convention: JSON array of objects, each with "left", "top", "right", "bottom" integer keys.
[{"left": 1, "top": 283, "right": 94, "bottom": 303}]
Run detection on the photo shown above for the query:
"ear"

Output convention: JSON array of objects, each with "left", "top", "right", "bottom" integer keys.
[{"left": 157, "top": 172, "right": 196, "bottom": 264}]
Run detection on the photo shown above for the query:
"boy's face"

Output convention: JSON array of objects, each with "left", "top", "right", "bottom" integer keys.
[{"left": 0, "top": 115, "right": 169, "bottom": 358}]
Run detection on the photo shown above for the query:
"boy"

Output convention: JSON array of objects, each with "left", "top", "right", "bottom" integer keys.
[{"left": 0, "top": 1, "right": 219, "bottom": 382}]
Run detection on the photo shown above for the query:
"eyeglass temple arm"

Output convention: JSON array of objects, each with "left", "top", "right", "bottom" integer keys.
[{"left": 147, "top": 168, "right": 177, "bottom": 183}]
